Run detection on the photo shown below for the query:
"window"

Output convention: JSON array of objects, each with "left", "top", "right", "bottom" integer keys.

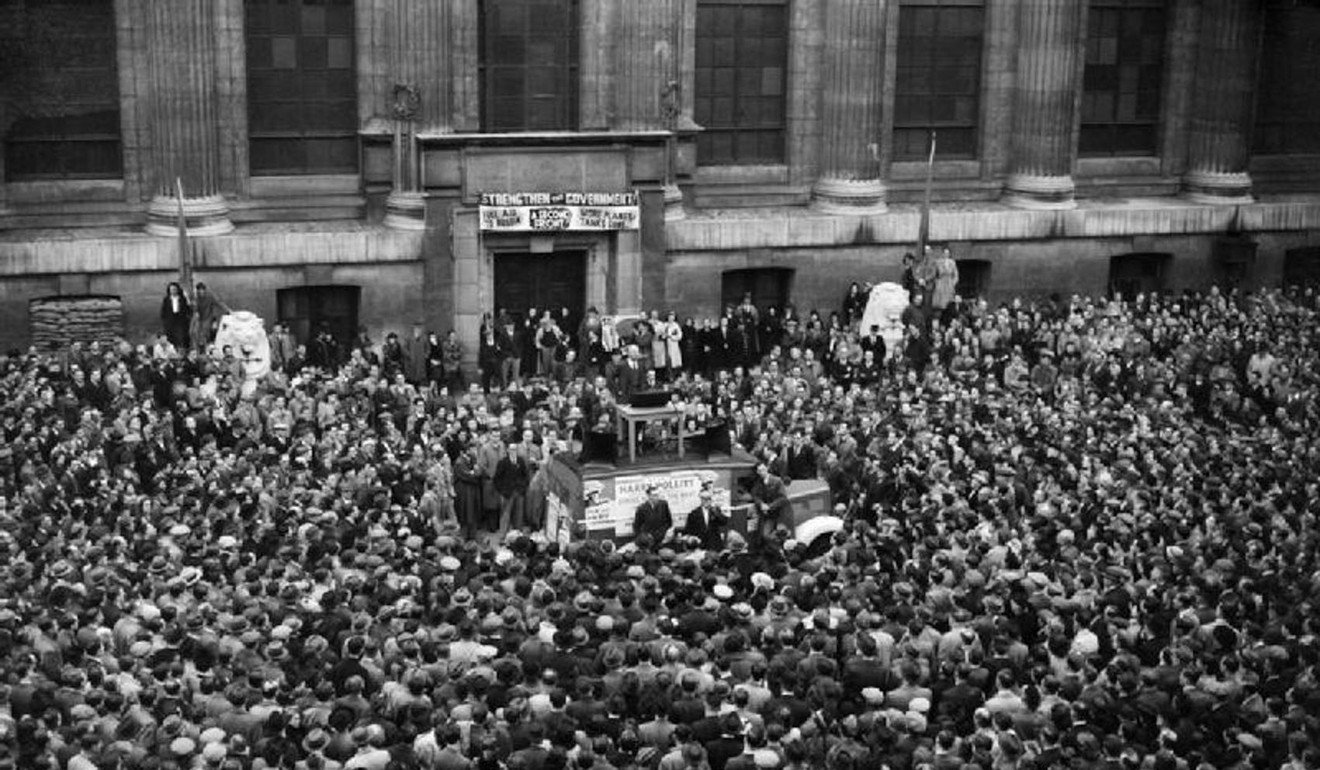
[
  {"left": 2, "top": 0, "right": 122, "bottom": 181},
  {"left": 245, "top": 0, "right": 358, "bottom": 175},
  {"left": 1080, "top": 0, "right": 1166, "bottom": 157},
  {"left": 893, "top": 0, "right": 983, "bottom": 161},
  {"left": 955, "top": 259, "right": 991, "bottom": 299},
  {"left": 480, "top": 0, "right": 579, "bottom": 132},
  {"left": 694, "top": 0, "right": 788, "bottom": 165},
  {"left": 1254, "top": 1, "right": 1320, "bottom": 155}
]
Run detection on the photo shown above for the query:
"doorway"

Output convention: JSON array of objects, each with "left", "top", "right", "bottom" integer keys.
[
  {"left": 277, "top": 285, "right": 361, "bottom": 347},
  {"left": 1284, "top": 247, "right": 1320, "bottom": 290},
  {"left": 1108, "top": 253, "right": 1170, "bottom": 299},
  {"left": 955, "top": 259, "right": 992, "bottom": 299},
  {"left": 494, "top": 251, "right": 587, "bottom": 324},
  {"left": 721, "top": 268, "right": 794, "bottom": 313}
]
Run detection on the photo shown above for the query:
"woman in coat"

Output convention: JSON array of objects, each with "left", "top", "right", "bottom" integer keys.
[
  {"left": 931, "top": 247, "right": 961, "bottom": 312},
  {"left": 633, "top": 319, "right": 655, "bottom": 371},
  {"left": 661, "top": 311, "right": 683, "bottom": 378},
  {"left": 452, "top": 445, "right": 483, "bottom": 538},
  {"left": 648, "top": 310, "right": 668, "bottom": 371},
  {"left": 159, "top": 282, "right": 192, "bottom": 349},
  {"left": 680, "top": 316, "right": 701, "bottom": 374}
]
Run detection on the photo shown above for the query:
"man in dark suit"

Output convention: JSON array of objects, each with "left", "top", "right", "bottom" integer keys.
[
  {"left": 750, "top": 462, "right": 792, "bottom": 539},
  {"left": 784, "top": 429, "right": 818, "bottom": 481},
  {"left": 632, "top": 485, "right": 673, "bottom": 546},
  {"left": 616, "top": 344, "right": 648, "bottom": 405},
  {"left": 842, "top": 632, "right": 896, "bottom": 700},
  {"left": 493, "top": 441, "right": 530, "bottom": 535},
  {"left": 683, "top": 489, "right": 728, "bottom": 550},
  {"left": 859, "top": 323, "right": 887, "bottom": 360}
]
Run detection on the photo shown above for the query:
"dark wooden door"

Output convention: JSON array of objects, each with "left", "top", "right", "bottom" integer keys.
[
  {"left": 1284, "top": 248, "right": 1320, "bottom": 290},
  {"left": 1108, "top": 254, "right": 1169, "bottom": 300},
  {"left": 277, "top": 285, "right": 360, "bottom": 347},
  {"left": 721, "top": 268, "right": 793, "bottom": 313},
  {"left": 494, "top": 251, "right": 586, "bottom": 323}
]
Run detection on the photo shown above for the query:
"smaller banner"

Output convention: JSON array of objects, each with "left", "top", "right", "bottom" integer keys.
[
  {"left": 545, "top": 492, "right": 564, "bottom": 542},
  {"left": 479, "top": 191, "right": 640, "bottom": 232}
]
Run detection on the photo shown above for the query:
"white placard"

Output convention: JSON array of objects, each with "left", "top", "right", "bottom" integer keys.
[{"left": 545, "top": 492, "right": 564, "bottom": 541}]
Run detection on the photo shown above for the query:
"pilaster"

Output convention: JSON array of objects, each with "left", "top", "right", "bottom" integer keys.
[
  {"left": 611, "top": 0, "right": 687, "bottom": 219},
  {"left": 384, "top": 0, "right": 458, "bottom": 229}
]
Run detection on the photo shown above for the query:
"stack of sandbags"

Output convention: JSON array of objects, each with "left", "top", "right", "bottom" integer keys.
[{"left": 29, "top": 295, "right": 124, "bottom": 350}]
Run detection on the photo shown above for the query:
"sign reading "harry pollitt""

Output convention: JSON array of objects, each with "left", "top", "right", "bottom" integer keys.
[{"left": 478, "top": 191, "right": 641, "bottom": 232}]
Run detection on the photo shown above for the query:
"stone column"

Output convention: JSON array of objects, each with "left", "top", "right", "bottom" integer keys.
[
  {"left": 612, "top": 0, "right": 686, "bottom": 219},
  {"left": 1183, "top": 0, "right": 1258, "bottom": 203},
  {"left": 1003, "top": 0, "right": 1084, "bottom": 210},
  {"left": 143, "top": 0, "right": 232, "bottom": 236},
  {"left": 811, "top": 0, "right": 887, "bottom": 214},
  {"left": 384, "top": 0, "right": 456, "bottom": 229}
]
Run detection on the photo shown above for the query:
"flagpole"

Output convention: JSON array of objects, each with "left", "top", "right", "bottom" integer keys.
[
  {"left": 175, "top": 177, "right": 193, "bottom": 294},
  {"left": 917, "top": 131, "right": 936, "bottom": 258}
]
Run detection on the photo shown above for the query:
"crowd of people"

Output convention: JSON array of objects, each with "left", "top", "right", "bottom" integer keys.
[{"left": 2, "top": 266, "right": 1319, "bottom": 770}]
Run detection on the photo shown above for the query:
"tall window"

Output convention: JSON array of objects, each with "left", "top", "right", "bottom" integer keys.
[
  {"left": 245, "top": 0, "right": 358, "bottom": 175},
  {"left": 893, "top": 0, "right": 983, "bottom": 161},
  {"left": 694, "top": 0, "right": 788, "bottom": 165},
  {"left": 1254, "top": 1, "right": 1320, "bottom": 155},
  {"left": 1080, "top": 0, "right": 1166, "bottom": 157},
  {"left": 1, "top": 0, "right": 122, "bottom": 181},
  {"left": 480, "top": 0, "right": 579, "bottom": 132}
]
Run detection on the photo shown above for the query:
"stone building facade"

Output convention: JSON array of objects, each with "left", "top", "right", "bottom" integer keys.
[{"left": 1, "top": 0, "right": 1319, "bottom": 355}]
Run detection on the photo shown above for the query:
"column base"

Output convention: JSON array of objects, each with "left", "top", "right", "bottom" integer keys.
[
  {"left": 145, "top": 195, "right": 233, "bottom": 236},
  {"left": 384, "top": 191, "right": 427, "bottom": 230},
  {"left": 1183, "top": 171, "right": 1253, "bottom": 204},
  {"left": 663, "top": 183, "right": 686, "bottom": 222},
  {"left": 811, "top": 177, "right": 887, "bottom": 215},
  {"left": 1003, "top": 174, "right": 1077, "bottom": 210}
]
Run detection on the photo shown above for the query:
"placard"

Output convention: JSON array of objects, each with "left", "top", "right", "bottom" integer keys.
[
  {"left": 478, "top": 191, "right": 640, "bottom": 232},
  {"left": 584, "top": 501, "right": 621, "bottom": 532},
  {"left": 545, "top": 492, "right": 564, "bottom": 542}
]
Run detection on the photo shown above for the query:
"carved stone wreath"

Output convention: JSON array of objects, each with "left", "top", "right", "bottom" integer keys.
[{"left": 391, "top": 84, "right": 421, "bottom": 122}]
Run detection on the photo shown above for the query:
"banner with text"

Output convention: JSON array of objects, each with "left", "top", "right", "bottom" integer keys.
[
  {"left": 478, "top": 192, "right": 640, "bottom": 232},
  {"left": 607, "top": 470, "right": 730, "bottom": 536}
]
